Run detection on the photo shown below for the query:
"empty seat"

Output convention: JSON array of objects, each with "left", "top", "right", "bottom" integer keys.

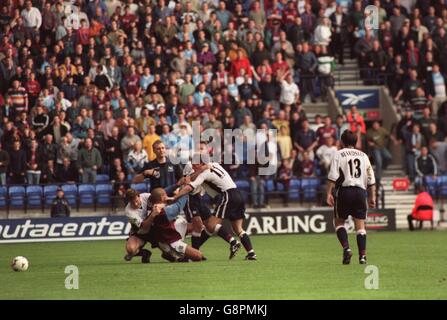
[
  {"left": 62, "top": 184, "right": 78, "bottom": 206},
  {"left": 289, "top": 178, "right": 301, "bottom": 201},
  {"left": 301, "top": 178, "right": 320, "bottom": 201},
  {"left": 266, "top": 179, "right": 275, "bottom": 192},
  {"left": 8, "top": 186, "right": 26, "bottom": 208},
  {"left": 440, "top": 176, "right": 447, "bottom": 197},
  {"left": 44, "top": 185, "right": 59, "bottom": 207},
  {"left": 96, "top": 174, "right": 110, "bottom": 184},
  {"left": 131, "top": 183, "right": 148, "bottom": 193},
  {"left": 0, "top": 186, "right": 6, "bottom": 208},
  {"left": 235, "top": 179, "right": 250, "bottom": 192},
  {"left": 79, "top": 184, "right": 95, "bottom": 206},
  {"left": 424, "top": 176, "right": 439, "bottom": 197},
  {"left": 26, "top": 185, "right": 43, "bottom": 207},
  {"left": 96, "top": 184, "right": 113, "bottom": 205}
]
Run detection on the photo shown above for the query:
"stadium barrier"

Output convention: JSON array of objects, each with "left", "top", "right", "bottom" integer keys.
[
  {"left": 0, "top": 176, "right": 390, "bottom": 217},
  {"left": 0, "top": 208, "right": 396, "bottom": 243}
]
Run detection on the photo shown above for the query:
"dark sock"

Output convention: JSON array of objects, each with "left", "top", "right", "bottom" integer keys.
[
  {"left": 216, "top": 224, "right": 235, "bottom": 244},
  {"left": 336, "top": 227, "right": 349, "bottom": 249},
  {"left": 134, "top": 248, "right": 144, "bottom": 257},
  {"left": 192, "top": 230, "right": 210, "bottom": 249},
  {"left": 239, "top": 231, "right": 254, "bottom": 253},
  {"left": 357, "top": 232, "right": 367, "bottom": 256}
]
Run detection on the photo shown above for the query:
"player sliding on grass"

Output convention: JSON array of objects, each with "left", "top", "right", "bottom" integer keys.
[
  {"left": 124, "top": 188, "right": 203, "bottom": 263},
  {"left": 326, "top": 130, "right": 376, "bottom": 265},
  {"left": 173, "top": 157, "right": 257, "bottom": 260}
]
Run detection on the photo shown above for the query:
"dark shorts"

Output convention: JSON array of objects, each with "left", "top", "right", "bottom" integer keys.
[
  {"left": 184, "top": 193, "right": 211, "bottom": 222},
  {"left": 128, "top": 226, "right": 152, "bottom": 244},
  {"left": 214, "top": 188, "right": 245, "bottom": 221},
  {"left": 334, "top": 187, "right": 368, "bottom": 220}
]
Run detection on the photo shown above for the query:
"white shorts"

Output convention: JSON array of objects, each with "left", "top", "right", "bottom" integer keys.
[
  {"left": 158, "top": 217, "right": 188, "bottom": 260},
  {"left": 174, "top": 216, "right": 187, "bottom": 239}
]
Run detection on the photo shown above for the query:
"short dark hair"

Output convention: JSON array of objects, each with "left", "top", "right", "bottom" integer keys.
[
  {"left": 125, "top": 188, "right": 139, "bottom": 202},
  {"left": 341, "top": 130, "right": 357, "bottom": 147}
]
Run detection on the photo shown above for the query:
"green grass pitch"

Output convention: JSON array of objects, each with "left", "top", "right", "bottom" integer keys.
[{"left": 1, "top": 231, "right": 446, "bottom": 299}]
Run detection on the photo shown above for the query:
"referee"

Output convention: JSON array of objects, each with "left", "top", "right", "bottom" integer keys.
[
  {"left": 326, "top": 130, "right": 376, "bottom": 265},
  {"left": 133, "top": 140, "right": 183, "bottom": 192}
]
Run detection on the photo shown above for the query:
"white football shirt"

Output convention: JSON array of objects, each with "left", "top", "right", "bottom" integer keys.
[
  {"left": 189, "top": 162, "right": 237, "bottom": 198},
  {"left": 125, "top": 193, "right": 151, "bottom": 229},
  {"left": 328, "top": 148, "right": 376, "bottom": 190}
]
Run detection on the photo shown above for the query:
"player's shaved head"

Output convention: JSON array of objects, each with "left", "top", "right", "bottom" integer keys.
[
  {"left": 150, "top": 188, "right": 167, "bottom": 204},
  {"left": 341, "top": 130, "right": 357, "bottom": 148}
]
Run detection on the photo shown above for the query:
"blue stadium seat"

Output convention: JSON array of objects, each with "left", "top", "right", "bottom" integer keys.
[
  {"left": 235, "top": 179, "right": 250, "bottom": 202},
  {"left": 424, "top": 176, "right": 439, "bottom": 197},
  {"left": 131, "top": 183, "right": 148, "bottom": 193},
  {"left": 235, "top": 179, "right": 250, "bottom": 191},
  {"left": 8, "top": 186, "right": 26, "bottom": 208},
  {"left": 79, "top": 184, "right": 95, "bottom": 206},
  {"left": 62, "top": 184, "right": 78, "bottom": 207},
  {"left": 301, "top": 178, "right": 320, "bottom": 201},
  {"left": 96, "top": 174, "right": 110, "bottom": 184},
  {"left": 0, "top": 186, "right": 6, "bottom": 208},
  {"left": 266, "top": 179, "right": 275, "bottom": 192},
  {"left": 96, "top": 184, "right": 113, "bottom": 205},
  {"left": 289, "top": 178, "right": 301, "bottom": 201},
  {"left": 26, "top": 185, "right": 43, "bottom": 207},
  {"left": 439, "top": 176, "right": 447, "bottom": 198},
  {"left": 44, "top": 185, "right": 59, "bottom": 207}
]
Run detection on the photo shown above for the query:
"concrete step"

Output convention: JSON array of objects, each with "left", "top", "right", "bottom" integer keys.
[{"left": 335, "top": 80, "right": 363, "bottom": 86}]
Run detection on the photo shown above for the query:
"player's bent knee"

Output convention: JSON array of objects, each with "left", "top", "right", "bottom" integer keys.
[{"left": 126, "top": 237, "right": 141, "bottom": 255}]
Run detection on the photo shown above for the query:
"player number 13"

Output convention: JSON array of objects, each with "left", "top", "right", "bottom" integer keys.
[{"left": 348, "top": 159, "right": 362, "bottom": 178}]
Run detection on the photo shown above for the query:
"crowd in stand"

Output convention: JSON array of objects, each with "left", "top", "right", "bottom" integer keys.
[{"left": 0, "top": 0, "right": 446, "bottom": 209}]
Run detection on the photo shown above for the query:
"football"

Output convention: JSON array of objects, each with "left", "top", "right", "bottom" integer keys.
[{"left": 11, "top": 256, "right": 29, "bottom": 272}]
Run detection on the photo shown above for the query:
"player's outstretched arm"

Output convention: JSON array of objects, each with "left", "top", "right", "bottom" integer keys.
[
  {"left": 172, "top": 185, "right": 193, "bottom": 201},
  {"left": 164, "top": 195, "right": 188, "bottom": 221}
]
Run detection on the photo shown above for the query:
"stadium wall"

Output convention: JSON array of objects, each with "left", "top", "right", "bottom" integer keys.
[{"left": 0, "top": 209, "right": 396, "bottom": 243}]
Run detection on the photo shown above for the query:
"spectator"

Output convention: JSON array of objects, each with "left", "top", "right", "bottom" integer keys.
[
  {"left": 50, "top": 188, "right": 70, "bottom": 218},
  {"left": 294, "top": 119, "right": 318, "bottom": 161},
  {"left": 8, "top": 140, "right": 27, "bottom": 184},
  {"left": 278, "top": 72, "right": 300, "bottom": 108},
  {"left": 277, "top": 158, "right": 293, "bottom": 206},
  {"left": 298, "top": 151, "right": 315, "bottom": 177},
  {"left": 429, "top": 138, "right": 447, "bottom": 175},
  {"left": 297, "top": 42, "right": 318, "bottom": 103},
  {"left": 249, "top": 162, "right": 266, "bottom": 209},
  {"left": 316, "top": 136, "right": 337, "bottom": 174},
  {"left": 56, "top": 157, "right": 78, "bottom": 184},
  {"left": 41, "top": 159, "right": 58, "bottom": 184},
  {"left": 142, "top": 124, "right": 160, "bottom": 161},
  {"left": 0, "top": 143, "right": 10, "bottom": 185},
  {"left": 276, "top": 125, "right": 293, "bottom": 160},
  {"left": 346, "top": 105, "right": 366, "bottom": 134},
  {"left": 366, "top": 121, "right": 397, "bottom": 183},
  {"left": 78, "top": 137, "right": 102, "bottom": 184},
  {"left": 415, "top": 146, "right": 438, "bottom": 192},
  {"left": 126, "top": 141, "right": 148, "bottom": 175},
  {"left": 113, "top": 171, "right": 130, "bottom": 209},
  {"left": 403, "top": 123, "right": 426, "bottom": 181},
  {"left": 26, "top": 140, "right": 42, "bottom": 185},
  {"left": 120, "top": 126, "right": 141, "bottom": 162}
]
